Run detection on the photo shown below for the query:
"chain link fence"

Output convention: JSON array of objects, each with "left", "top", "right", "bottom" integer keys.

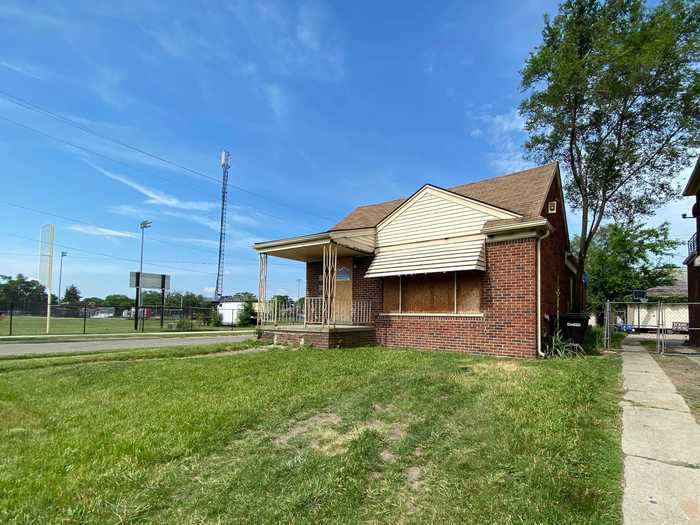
[
  {"left": 603, "top": 301, "right": 700, "bottom": 354},
  {"left": 0, "top": 302, "right": 248, "bottom": 336}
]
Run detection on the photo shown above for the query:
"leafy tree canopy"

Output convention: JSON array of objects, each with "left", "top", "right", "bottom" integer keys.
[
  {"left": 237, "top": 301, "right": 256, "bottom": 326},
  {"left": 0, "top": 274, "right": 47, "bottom": 305},
  {"left": 62, "top": 284, "right": 81, "bottom": 304},
  {"left": 103, "top": 294, "right": 133, "bottom": 308},
  {"left": 584, "top": 221, "right": 680, "bottom": 312},
  {"left": 521, "top": 0, "right": 700, "bottom": 309}
]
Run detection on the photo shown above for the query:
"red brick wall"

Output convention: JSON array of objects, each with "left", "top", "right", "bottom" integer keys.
[
  {"left": 689, "top": 265, "right": 700, "bottom": 345},
  {"left": 306, "top": 261, "right": 322, "bottom": 297},
  {"left": 689, "top": 194, "right": 700, "bottom": 345},
  {"left": 352, "top": 256, "right": 383, "bottom": 322},
  {"left": 375, "top": 238, "right": 538, "bottom": 357},
  {"left": 539, "top": 174, "right": 573, "bottom": 322}
]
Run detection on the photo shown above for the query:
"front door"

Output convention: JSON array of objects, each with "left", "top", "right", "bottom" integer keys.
[{"left": 335, "top": 257, "right": 353, "bottom": 323}]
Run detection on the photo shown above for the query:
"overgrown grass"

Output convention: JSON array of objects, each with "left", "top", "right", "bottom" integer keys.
[
  {"left": 0, "top": 345, "right": 623, "bottom": 523},
  {"left": 583, "top": 326, "right": 626, "bottom": 354}
]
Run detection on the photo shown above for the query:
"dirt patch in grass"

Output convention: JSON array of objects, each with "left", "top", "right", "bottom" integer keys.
[
  {"left": 651, "top": 353, "right": 700, "bottom": 423},
  {"left": 471, "top": 361, "right": 522, "bottom": 372},
  {"left": 274, "top": 410, "right": 407, "bottom": 456}
]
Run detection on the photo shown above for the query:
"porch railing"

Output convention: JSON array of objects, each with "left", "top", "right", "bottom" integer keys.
[
  {"left": 689, "top": 232, "right": 697, "bottom": 258},
  {"left": 258, "top": 297, "right": 373, "bottom": 326}
]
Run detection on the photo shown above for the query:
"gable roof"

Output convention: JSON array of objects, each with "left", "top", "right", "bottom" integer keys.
[{"left": 331, "top": 163, "right": 558, "bottom": 231}]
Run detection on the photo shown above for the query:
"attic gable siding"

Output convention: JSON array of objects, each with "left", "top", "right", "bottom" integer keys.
[{"left": 376, "top": 187, "right": 516, "bottom": 249}]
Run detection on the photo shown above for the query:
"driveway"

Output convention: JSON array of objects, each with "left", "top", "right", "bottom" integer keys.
[
  {"left": 621, "top": 336, "right": 700, "bottom": 524},
  {"left": 0, "top": 334, "right": 254, "bottom": 357}
]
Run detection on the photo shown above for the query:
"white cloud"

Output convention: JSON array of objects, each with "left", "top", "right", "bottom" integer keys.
[
  {"left": 68, "top": 224, "right": 138, "bottom": 239},
  {"left": 0, "top": 59, "right": 51, "bottom": 80},
  {"left": 91, "top": 67, "right": 133, "bottom": 110},
  {"left": 162, "top": 211, "right": 220, "bottom": 231},
  {"left": 0, "top": 4, "right": 75, "bottom": 33},
  {"left": 263, "top": 83, "right": 289, "bottom": 119},
  {"left": 85, "top": 161, "right": 218, "bottom": 211},
  {"left": 466, "top": 105, "right": 531, "bottom": 174}
]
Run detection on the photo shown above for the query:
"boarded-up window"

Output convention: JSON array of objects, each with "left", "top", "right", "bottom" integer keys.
[
  {"left": 402, "top": 273, "right": 455, "bottom": 313},
  {"left": 383, "top": 277, "right": 400, "bottom": 312},
  {"left": 383, "top": 271, "right": 482, "bottom": 313},
  {"left": 456, "top": 272, "right": 481, "bottom": 312}
]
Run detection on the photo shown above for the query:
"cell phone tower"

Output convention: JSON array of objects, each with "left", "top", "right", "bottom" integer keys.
[{"left": 215, "top": 150, "right": 230, "bottom": 301}]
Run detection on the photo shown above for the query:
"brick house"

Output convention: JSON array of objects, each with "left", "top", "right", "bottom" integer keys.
[
  {"left": 255, "top": 163, "right": 577, "bottom": 357},
  {"left": 682, "top": 158, "right": 700, "bottom": 345}
]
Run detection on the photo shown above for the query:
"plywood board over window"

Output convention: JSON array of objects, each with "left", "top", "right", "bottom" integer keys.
[
  {"left": 403, "top": 273, "right": 455, "bottom": 313},
  {"left": 383, "top": 276, "right": 400, "bottom": 312},
  {"left": 457, "top": 272, "right": 481, "bottom": 312}
]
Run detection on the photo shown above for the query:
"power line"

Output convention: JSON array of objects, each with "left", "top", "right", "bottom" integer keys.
[
  {"left": 0, "top": 93, "right": 336, "bottom": 222},
  {"left": 3, "top": 232, "right": 222, "bottom": 277},
  {"left": 0, "top": 233, "right": 303, "bottom": 275}
]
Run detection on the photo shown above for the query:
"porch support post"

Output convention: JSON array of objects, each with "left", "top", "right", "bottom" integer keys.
[
  {"left": 257, "top": 253, "right": 267, "bottom": 327},
  {"left": 321, "top": 243, "right": 337, "bottom": 326}
]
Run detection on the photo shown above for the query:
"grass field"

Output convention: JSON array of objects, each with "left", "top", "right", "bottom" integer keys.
[
  {"left": 0, "top": 315, "right": 236, "bottom": 336},
  {"left": 0, "top": 344, "right": 623, "bottom": 523}
]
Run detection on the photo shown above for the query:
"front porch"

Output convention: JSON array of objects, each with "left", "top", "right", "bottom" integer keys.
[{"left": 255, "top": 231, "right": 377, "bottom": 348}]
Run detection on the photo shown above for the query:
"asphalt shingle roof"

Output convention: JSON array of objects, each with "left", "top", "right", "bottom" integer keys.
[{"left": 330, "top": 163, "right": 558, "bottom": 231}]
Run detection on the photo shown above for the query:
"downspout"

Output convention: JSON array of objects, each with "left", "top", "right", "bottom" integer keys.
[{"left": 536, "top": 228, "right": 551, "bottom": 357}]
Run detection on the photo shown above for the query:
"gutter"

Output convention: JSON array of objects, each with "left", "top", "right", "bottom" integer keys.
[{"left": 536, "top": 227, "right": 551, "bottom": 357}]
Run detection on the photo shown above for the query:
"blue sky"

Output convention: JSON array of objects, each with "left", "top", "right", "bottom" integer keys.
[{"left": 0, "top": 0, "right": 694, "bottom": 300}]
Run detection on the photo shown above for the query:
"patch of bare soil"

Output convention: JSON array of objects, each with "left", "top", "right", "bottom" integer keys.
[
  {"left": 472, "top": 360, "right": 522, "bottom": 372},
  {"left": 274, "top": 409, "right": 407, "bottom": 456},
  {"left": 652, "top": 353, "right": 700, "bottom": 423}
]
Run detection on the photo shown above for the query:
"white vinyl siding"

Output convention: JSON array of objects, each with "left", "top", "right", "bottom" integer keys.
[
  {"left": 367, "top": 186, "right": 519, "bottom": 278},
  {"left": 365, "top": 239, "right": 485, "bottom": 277}
]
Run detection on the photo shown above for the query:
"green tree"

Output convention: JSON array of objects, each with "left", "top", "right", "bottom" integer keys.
[
  {"left": 230, "top": 291, "right": 257, "bottom": 302},
  {"left": 83, "top": 297, "right": 104, "bottom": 307},
  {"left": 585, "top": 221, "right": 680, "bottom": 313},
  {"left": 520, "top": 0, "right": 700, "bottom": 310},
  {"left": 62, "top": 284, "right": 81, "bottom": 304},
  {"left": 0, "top": 274, "right": 47, "bottom": 305},
  {"left": 270, "top": 295, "right": 292, "bottom": 306},
  {"left": 142, "top": 291, "right": 163, "bottom": 305},
  {"left": 237, "top": 301, "right": 256, "bottom": 326},
  {"left": 103, "top": 294, "right": 133, "bottom": 308}
]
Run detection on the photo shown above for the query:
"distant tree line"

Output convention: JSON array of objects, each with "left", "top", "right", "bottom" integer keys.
[{"left": 0, "top": 275, "right": 259, "bottom": 312}]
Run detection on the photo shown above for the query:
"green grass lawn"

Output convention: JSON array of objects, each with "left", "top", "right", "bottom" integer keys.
[
  {"left": 0, "top": 315, "right": 236, "bottom": 336},
  {"left": 0, "top": 345, "right": 623, "bottom": 524}
]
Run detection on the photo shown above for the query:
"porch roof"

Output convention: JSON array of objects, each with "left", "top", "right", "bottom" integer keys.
[{"left": 254, "top": 231, "right": 374, "bottom": 262}]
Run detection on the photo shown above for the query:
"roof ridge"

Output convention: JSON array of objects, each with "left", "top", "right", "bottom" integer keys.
[{"left": 449, "top": 162, "right": 558, "bottom": 191}]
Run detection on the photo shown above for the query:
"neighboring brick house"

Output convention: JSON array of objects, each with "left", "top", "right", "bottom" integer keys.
[
  {"left": 255, "top": 163, "right": 577, "bottom": 357},
  {"left": 682, "top": 158, "right": 700, "bottom": 345}
]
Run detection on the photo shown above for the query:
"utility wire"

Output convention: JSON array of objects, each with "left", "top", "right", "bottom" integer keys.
[
  {"left": 3, "top": 232, "right": 221, "bottom": 277},
  {"left": 0, "top": 93, "right": 336, "bottom": 222},
  {"left": 0, "top": 199, "right": 308, "bottom": 267}
]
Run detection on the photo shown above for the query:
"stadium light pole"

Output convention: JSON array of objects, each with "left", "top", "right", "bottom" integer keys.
[
  {"left": 57, "top": 251, "right": 67, "bottom": 303},
  {"left": 135, "top": 220, "right": 152, "bottom": 329}
]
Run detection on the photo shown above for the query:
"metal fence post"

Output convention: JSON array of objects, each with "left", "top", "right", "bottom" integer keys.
[
  {"left": 603, "top": 301, "right": 608, "bottom": 350},
  {"left": 83, "top": 304, "right": 87, "bottom": 334},
  {"left": 8, "top": 303, "right": 13, "bottom": 336}
]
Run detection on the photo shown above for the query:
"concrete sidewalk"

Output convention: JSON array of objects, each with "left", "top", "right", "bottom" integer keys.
[{"left": 621, "top": 338, "right": 700, "bottom": 524}]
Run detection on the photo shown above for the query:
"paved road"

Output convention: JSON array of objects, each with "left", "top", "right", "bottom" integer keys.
[
  {"left": 0, "top": 334, "right": 254, "bottom": 357},
  {"left": 621, "top": 337, "right": 700, "bottom": 525}
]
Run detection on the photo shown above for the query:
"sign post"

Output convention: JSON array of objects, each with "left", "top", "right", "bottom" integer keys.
[{"left": 129, "top": 272, "right": 171, "bottom": 331}]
